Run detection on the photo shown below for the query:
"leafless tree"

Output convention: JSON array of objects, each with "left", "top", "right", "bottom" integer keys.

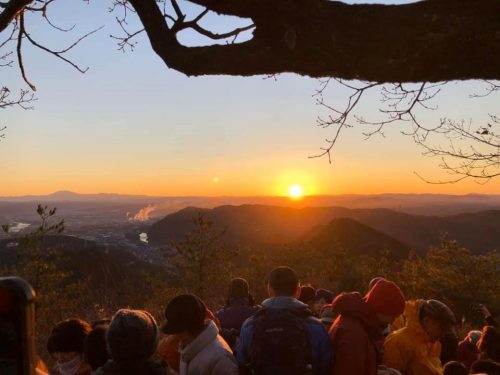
[{"left": 0, "top": 0, "right": 499, "bottom": 181}]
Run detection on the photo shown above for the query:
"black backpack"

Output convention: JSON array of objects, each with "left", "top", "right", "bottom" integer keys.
[{"left": 249, "top": 307, "right": 313, "bottom": 375}]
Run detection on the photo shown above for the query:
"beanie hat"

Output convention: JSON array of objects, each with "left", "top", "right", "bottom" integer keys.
[
  {"left": 106, "top": 309, "right": 158, "bottom": 363},
  {"left": 315, "top": 289, "right": 334, "bottom": 304},
  {"left": 162, "top": 294, "right": 207, "bottom": 334},
  {"left": 299, "top": 285, "right": 316, "bottom": 304},
  {"left": 467, "top": 330, "right": 482, "bottom": 346},
  {"left": 364, "top": 279, "right": 405, "bottom": 317},
  {"left": 47, "top": 318, "right": 91, "bottom": 354}
]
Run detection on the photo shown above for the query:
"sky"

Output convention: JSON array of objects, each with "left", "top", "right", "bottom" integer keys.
[{"left": 1, "top": 0, "right": 499, "bottom": 197}]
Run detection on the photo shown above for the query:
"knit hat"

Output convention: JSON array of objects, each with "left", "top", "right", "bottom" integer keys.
[
  {"left": 315, "top": 289, "right": 334, "bottom": 304},
  {"left": 47, "top": 318, "right": 91, "bottom": 354},
  {"left": 106, "top": 309, "right": 159, "bottom": 363},
  {"left": 364, "top": 279, "right": 405, "bottom": 317},
  {"left": 467, "top": 330, "right": 482, "bottom": 346},
  {"left": 162, "top": 294, "right": 207, "bottom": 334}
]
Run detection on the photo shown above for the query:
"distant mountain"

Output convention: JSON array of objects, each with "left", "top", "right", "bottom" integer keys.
[
  {"left": 148, "top": 205, "right": 500, "bottom": 254},
  {"left": 300, "top": 218, "right": 410, "bottom": 259}
]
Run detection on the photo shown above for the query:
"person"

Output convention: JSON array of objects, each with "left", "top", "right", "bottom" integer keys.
[
  {"left": 299, "top": 284, "right": 319, "bottom": 316},
  {"left": 330, "top": 278, "right": 406, "bottom": 375},
  {"left": 157, "top": 307, "right": 223, "bottom": 372},
  {"left": 478, "top": 325, "right": 500, "bottom": 362},
  {"left": 457, "top": 330, "right": 481, "bottom": 370},
  {"left": 83, "top": 322, "right": 110, "bottom": 374},
  {"left": 215, "top": 278, "right": 259, "bottom": 332},
  {"left": 97, "top": 309, "right": 167, "bottom": 375},
  {"left": 314, "top": 289, "right": 334, "bottom": 317},
  {"left": 237, "top": 266, "right": 331, "bottom": 374},
  {"left": 162, "top": 294, "right": 238, "bottom": 375},
  {"left": 47, "top": 318, "right": 93, "bottom": 375},
  {"left": 319, "top": 304, "right": 335, "bottom": 330},
  {"left": 443, "top": 361, "right": 468, "bottom": 375},
  {"left": 383, "top": 299, "right": 457, "bottom": 375},
  {"left": 470, "top": 359, "right": 500, "bottom": 375}
]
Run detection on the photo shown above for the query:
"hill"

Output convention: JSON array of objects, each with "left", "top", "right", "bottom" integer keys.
[
  {"left": 148, "top": 205, "right": 500, "bottom": 254},
  {"left": 300, "top": 218, "right": 410, "bottom": 259}
]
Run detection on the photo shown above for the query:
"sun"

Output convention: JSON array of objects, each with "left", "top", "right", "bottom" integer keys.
[{"left": 288, "top": 184, "right": 304, "bottom": 199}]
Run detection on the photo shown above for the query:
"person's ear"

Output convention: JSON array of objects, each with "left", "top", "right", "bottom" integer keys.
[
  {"left": 294, "top": 286, "right": 301, "bottom": 299},
  {"left": 267, "top": 284, "right": 274, "bottom": 297}
]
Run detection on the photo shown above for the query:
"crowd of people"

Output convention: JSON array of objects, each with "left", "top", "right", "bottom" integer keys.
[{"left": 38, "top": 266, "right": 499, "bottom": 375}]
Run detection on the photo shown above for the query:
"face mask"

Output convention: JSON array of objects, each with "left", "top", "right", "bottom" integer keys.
[{"left": 57, "top": 354, "right": 84, "bottom": 375}]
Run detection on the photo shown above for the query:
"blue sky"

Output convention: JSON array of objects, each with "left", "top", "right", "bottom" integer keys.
[{"left": 1, "top": 0, "right": 498, "bottom": 196}]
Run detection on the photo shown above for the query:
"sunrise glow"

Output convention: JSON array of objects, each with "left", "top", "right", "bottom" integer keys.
[{"left": 288, "top": 184, "right": 304, "bottom": 199}]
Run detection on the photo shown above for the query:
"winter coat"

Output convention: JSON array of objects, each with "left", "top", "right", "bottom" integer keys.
[
  {"left": 329, "top": 292, "right": 381, "bottom": 375},
  {"left": 156, "top": 310, "right": 222, "bottom": 373},
  {"left": 236, "top": 296, "right": 332, "bottom": 374},
  {"left": 383, "top": 300, "right": 442, "bottom": 375},
  {"left": 457, "top": 339, "right": 479, "bottom": 370},
  {"left": 157, "top": 335, "right": 182, "bottom": 372},
  {"left": 178, "top": 320, "right": 238, "bottom": 375},
  {"left": 95, "top": 359, "right": 167, "bottom": 375},
  {"left": 215, "top": 298, "right": 259, "bottom": 332}
]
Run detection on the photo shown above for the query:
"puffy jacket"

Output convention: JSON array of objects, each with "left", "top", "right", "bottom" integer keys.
[
  {"left": 179, "top": 320, "right": 238, "bottom": 375},
  {"left": 329, "top": 292, "right": 381, "bottom": 375},
  {"left": 383, "top": 300, "right": 442, "bottom": 375},
  {"left": 236, "top": 296, "right": 332, "bottom": 374},
  {"left": 215, "top": 298, "right": 260, "bottom": 332}
]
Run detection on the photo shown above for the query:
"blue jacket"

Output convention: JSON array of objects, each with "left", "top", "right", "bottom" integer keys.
[{"left": 236, "top": 296, "right": 332, "bottom": 374}]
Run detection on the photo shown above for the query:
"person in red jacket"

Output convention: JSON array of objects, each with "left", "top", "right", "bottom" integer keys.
[
  {"left": 457, "top": 330, "right": 481, "bottom": 370},
  {"left": 329, "top": 279, "right": 405, "bottom": 375}
]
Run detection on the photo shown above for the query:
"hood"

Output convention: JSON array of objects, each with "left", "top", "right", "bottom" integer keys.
[
  {"left": 180, "top": 320, "right": 219, "bottom": 363},
  {"left": 404, "top": 300, "right": 424, "bottom": 329},
  {"left": 332, "top": 292, "right": 380, "bottom": 333},
  {"left": 261, "top": 296, "right": 309, "bottom": 311},
  {"left": 404, "top": 299, "right": 435, "bottom": 342}
]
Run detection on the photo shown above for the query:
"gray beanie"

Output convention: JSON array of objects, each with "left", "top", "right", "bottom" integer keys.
[{"left": 106, "top": 309, "right": 159, "bottom": 363}]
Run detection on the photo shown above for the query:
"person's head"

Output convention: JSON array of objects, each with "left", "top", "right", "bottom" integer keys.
[
  {"left": 84, "top": 323, "right": 109, "bottom": 370},
  {"left": 419, "top": 300, "right": 457, "bottom": 343},
  {"left": 47, "top": 318, "right": 91, "bottom": 375},
  {"left": 319, "top": 304, "right": 335, "bottom": 330},
  {"left": 466, "top": 330, "right": 482, "bottom": 347},
  {"left": 470, "top": 359, "right": 500, "bottom": 375},
  {"left": 267, "top": 266, "right": 300, "bottom": 298},
  {"left": 226, "top": 278, "right": 254, "bottom": 306},
  {"left": 47, "top": 318, "right": 91, "bottom": 364},
  {"left": 314, "top": 288, "right": 334, "bottom": 314},
  {"left": 106, "top": 309, "right": 158, "bottom": 364},
  {"left": 443, "top": 361, "right": 468, "bottom": 375},
  {"left": 478, "top": 326, "right": 500, "bottom": 361},
  {"left": 364, "top": 279, "right": 405, "bottom": 326},
  {"left": 162, "top": 294, "right": 207, "bottom": 343}
]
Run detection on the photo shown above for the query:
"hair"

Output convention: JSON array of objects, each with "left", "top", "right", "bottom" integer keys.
[
  {"left": 443, "top": 361, "right": 468, "bottom": 375},
  {"left": 478, "top": 326, "right": 500, "bottom": 362},
  {"left": 84, "top": 323, "right": 110, "bottom": 370},
  {"left": 225, "top": 278, "right": 255, "bottom": 307},
  {"left": 470, "top": 359, "right": 500, "bottom": 375},
  {"left": 298, "top": 285, "right": 316, "bottom": 304},
  {"left": 268, "top": 266, "right": 299, "bottom": 296},
  {"left": 419, "top": 300, "right": 456, "bottom": 327},
  {"left": 47, "top": 318, "right": 91, "bottom": 354}
]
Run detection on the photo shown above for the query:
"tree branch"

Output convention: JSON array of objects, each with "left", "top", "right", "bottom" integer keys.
[{"left": 128, "top": 0, "right": 500, "bottom": 82}]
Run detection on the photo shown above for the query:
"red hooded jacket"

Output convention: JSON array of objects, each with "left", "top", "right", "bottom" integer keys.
[{"left": 329, "top": 292, "right": 381, "bottom": 375}]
